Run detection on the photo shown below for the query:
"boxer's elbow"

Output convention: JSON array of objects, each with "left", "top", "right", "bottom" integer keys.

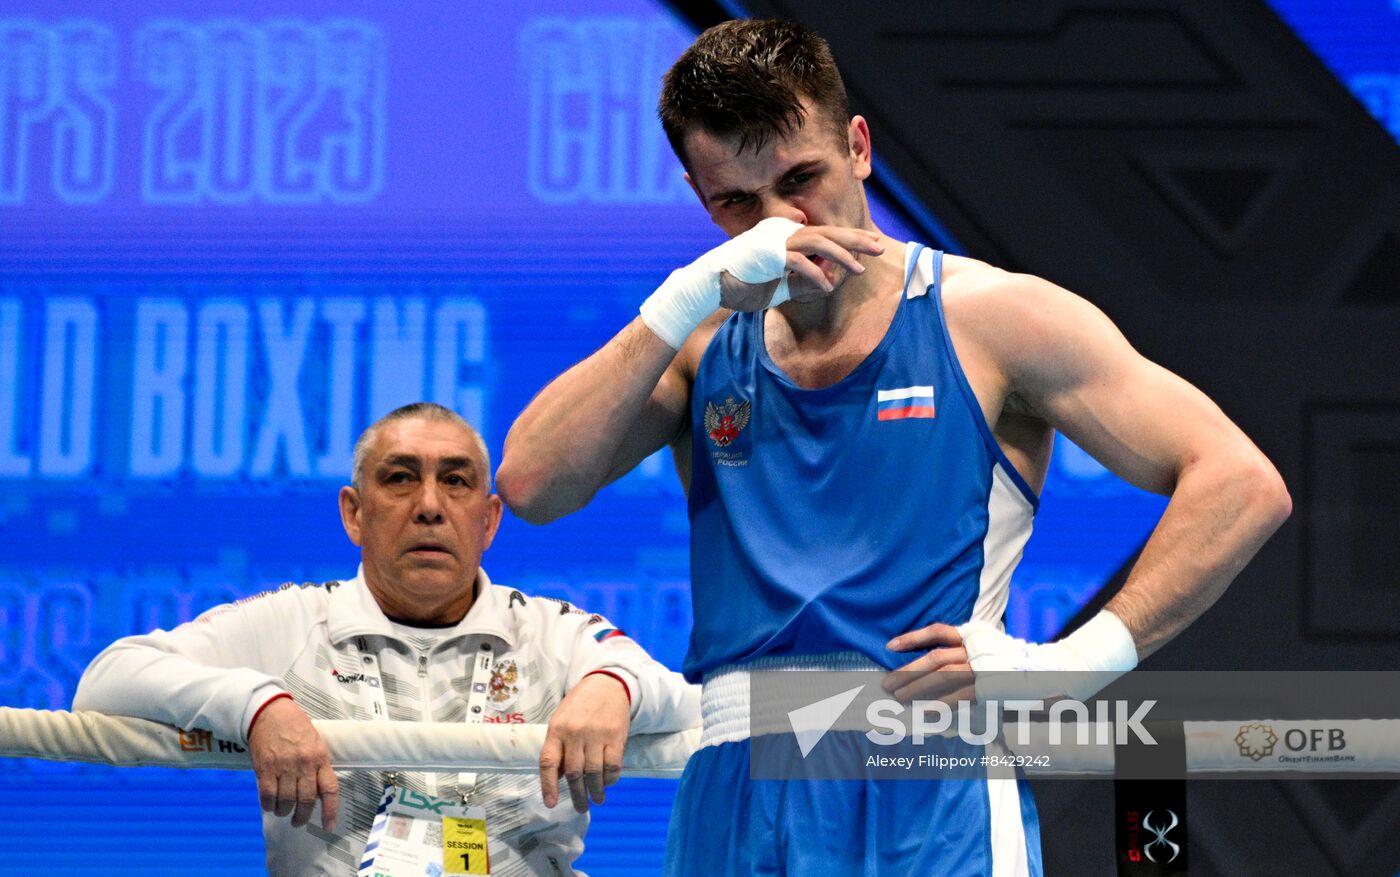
[
  {"left": 1249, "top": 455, "right": 1292, "bottom": 535},
  {"left": 1227, "top": 449, "right": 1291, "bottom": 541},
  {"left": 495, "top": 461, "right": 553, "bottom": 524},
  {"left": 496, "top": 456, "right": 586, "bottom": 525}
]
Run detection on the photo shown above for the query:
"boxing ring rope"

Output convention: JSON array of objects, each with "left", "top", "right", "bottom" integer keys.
[
  {"left": 0, "top": 707, "right": 699, "bottom": 777},
  {"left": 2, "top": 707, "right": 1399, "bottom": 776}
]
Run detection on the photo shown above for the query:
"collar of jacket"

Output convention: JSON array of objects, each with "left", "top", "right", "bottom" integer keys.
[{"left": 326, "top": 566, "right": 518, "bottom": 649}]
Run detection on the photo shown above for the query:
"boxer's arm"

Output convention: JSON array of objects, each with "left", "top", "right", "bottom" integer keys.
[
  {"left": 885, "top": 269, "right": 1289, "bottom": 698},
  {"left": 972, "top": 269, "right": 1291, "bottom": 658},
  {"left": 498, "top": 317, "right": 695, "bottom": 524}
]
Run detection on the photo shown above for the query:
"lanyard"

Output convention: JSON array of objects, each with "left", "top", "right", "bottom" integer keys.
[{"left": 350, "top": 635, "right": 499, "bottom": 803}]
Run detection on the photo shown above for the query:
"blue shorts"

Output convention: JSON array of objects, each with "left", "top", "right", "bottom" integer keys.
[{"left": 663, "top": 736, "right": 1042, "bottom": 877}]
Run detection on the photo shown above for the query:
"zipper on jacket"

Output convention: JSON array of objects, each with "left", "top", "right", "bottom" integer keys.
[{"left": 419, "top": 649, "right": 436, "bottom": 797}]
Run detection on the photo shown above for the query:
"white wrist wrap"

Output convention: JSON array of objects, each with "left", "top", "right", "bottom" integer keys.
[
  {"left": 957, "top": 610, "right": 1139, "bottom": 701},
  {"left": 639, "top": 216, "right": 801, "bottom": 349}
]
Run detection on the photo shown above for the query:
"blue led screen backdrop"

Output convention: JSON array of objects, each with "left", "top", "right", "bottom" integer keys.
[{"left": 4, "top": 0, "right": 1393, "bottom": 872}]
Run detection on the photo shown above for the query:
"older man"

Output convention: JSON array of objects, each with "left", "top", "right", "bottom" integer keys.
[{"left": 74, "top": 402, "right": 697, "bottom": 876}]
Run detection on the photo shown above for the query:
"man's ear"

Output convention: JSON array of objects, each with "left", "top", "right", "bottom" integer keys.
[
  {"left": 481, "top": 494, "right": 504, "bottom": 551},
  {"left": 848, "top": 115, "right": 873, "bottom": 182},
  {"left": 339, "top": 486, "right": 364, "bottom": 546}
]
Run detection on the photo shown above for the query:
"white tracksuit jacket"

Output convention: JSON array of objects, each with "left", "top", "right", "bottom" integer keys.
[{"left": 73, "top": 567, "right": 700, "bottom": 876}]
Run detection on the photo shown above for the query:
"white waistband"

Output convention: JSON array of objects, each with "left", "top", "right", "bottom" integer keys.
[{"left": 699, "top": 651, "right": 881, "bottom": 748}]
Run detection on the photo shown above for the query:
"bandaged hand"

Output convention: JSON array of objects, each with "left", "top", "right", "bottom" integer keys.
[
  {"left": 639, "top": 218, "right": 883, "bottom": 349},
  {"left": 957, "top": 610, "right": 1139, "bottom": 702},
  {"left": 883, "top": 611, "right": 1138, "bottom": 704}
]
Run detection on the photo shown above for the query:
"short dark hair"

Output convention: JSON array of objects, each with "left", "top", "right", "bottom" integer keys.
[{"left": 658, "top": 19, "right": 850, "bottom": 172}]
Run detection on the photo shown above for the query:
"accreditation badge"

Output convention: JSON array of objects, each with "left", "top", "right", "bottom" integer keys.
[
  {"left": 442, "top": 808, "right": 490, "bottom": 875},
  {"left": 360, "top": 785, "right": 491, "bottom": 876}
]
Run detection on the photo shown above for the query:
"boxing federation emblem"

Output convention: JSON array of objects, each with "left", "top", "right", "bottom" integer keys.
[
  {"left": 705, "top": 396, "right": 751, "bottom": 448},
  {"left": 489, "top": 658, "right": 521, "bottom": 711}
]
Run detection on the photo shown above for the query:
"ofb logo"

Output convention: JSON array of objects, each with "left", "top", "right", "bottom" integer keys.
[
  {"left": 1235, "top": 722, "right": 1278, "bottom": 761},
  {"left": 1233, "top": 722, "right": 1349, "bottom": 762},
  {"left": 1142, "top": 810, "right": 1181, "bottom": 864}
]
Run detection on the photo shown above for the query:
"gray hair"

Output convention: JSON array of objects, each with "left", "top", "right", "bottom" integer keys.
[{"left": 350, "top": 402, "right": 490, "bottom": 489}]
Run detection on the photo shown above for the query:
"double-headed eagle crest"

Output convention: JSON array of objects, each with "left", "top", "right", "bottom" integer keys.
[
  {"left": 488, "top": 658, "right": 520, "bottom": 711},
  {"left": 705, "top": 396, "right": 751, "bottom": 448}
]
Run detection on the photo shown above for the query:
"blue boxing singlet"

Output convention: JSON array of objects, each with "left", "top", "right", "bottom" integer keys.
[{"left": 684, "top": 243, "right": 1039, "bottom": 682}]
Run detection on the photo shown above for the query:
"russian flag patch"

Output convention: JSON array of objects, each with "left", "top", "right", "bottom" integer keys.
[
  {"left": 877, "top": 386, "right": 936, "bottom": 421},
  {"left": 592, "top": 627, "right": 626, "bottom": 642}
]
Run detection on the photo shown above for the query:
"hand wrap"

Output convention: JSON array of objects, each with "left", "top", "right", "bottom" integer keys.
[
  {"left": 639, "top": 217, "right": 802, "bottom": 349},
  {"left": 956, "top": 610, "right": 1138, "bottom": 701}
]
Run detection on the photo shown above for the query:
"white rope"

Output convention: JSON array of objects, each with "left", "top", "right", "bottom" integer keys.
[
  {"left": 0, "top": 707, "right": 699, "bottom": 778},
  {"left": 1, "top": 708, "right": 1395, "bottom": 776}
]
